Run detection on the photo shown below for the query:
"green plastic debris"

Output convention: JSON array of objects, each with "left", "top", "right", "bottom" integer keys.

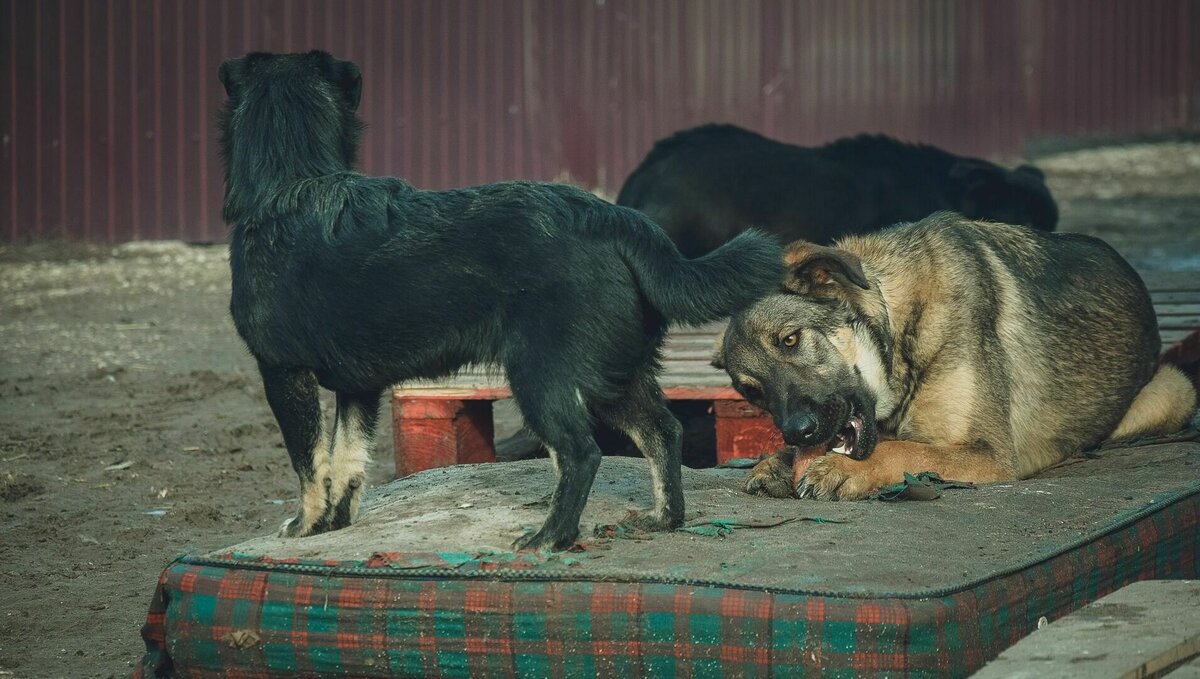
[
  {"left": 871, "top": 471, "right": 976, "bottom": 501},
  {"left": 678, "top": 515, "right": 847, "bottom": 538}
]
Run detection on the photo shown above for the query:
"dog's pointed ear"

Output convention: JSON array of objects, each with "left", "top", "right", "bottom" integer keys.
[
  {"left": 309, "top": 51, "right": 362, "bottom": 111},
  {"left": 338, "top": 61, "right": 363, "bottom": 111},
  {"left": 782, "top": 241, "right": 870, "bottom": 296},
  {"left": 218, "top": 58, "right": 243, "bottom": 98},
  {"left": 329, "top": 57, "right": 363, "bottom": 111}
]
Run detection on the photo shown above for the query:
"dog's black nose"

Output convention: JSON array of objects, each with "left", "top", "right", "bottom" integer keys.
[{"left": 781, "top": 410, "right": 821, "bottom": 445}]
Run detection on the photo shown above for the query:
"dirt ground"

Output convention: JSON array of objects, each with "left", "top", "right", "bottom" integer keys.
[{"left": 1, "top": 141, "right": 1198, "bottom": 678}]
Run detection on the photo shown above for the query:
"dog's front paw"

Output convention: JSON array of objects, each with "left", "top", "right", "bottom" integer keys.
[
  {"left": 623, "top": 508, "right": 683, "bottom": 533},
  {"left": 744, "top": 455, "right": 795, "bottom": 498},
  {"left": 796, "top": 455, "right": 877, "bottom": 500},
  {"left": 278, "top": 477, "right": 338, "bottom": 537},
  {"left": 512, "top": 525, "right": 579, "bottom": 552},
  {"left": 324, "top": 475, "right": 365, "bottom": 531},
  {"left": 279, "top": 512, "right": 322, "bottom": 537}
]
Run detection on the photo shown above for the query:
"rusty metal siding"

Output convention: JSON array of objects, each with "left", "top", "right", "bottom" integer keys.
[{"left": 2, "top": 0, "right": 1197, "bottom": 243}]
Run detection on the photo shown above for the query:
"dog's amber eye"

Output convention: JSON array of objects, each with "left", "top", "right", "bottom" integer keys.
[{"left": 782, "top": 333, "right": 799, "bottom": 348}]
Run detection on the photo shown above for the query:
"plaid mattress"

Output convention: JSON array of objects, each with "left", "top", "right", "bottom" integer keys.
[{"left": 135, "top": 483, "right": 1198, "bottom": 678}]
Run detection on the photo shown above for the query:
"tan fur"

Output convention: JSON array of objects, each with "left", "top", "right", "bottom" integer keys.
[
  {"left": 744, "top": 450, "right": 799, "bottom": 498},
  {"left": 798, "top": 441, "right": 1011, "bottom": 500},
  {"left": 900, "top": 364, "right": 983, "bottom": 453},
  {"left": 831, "top": 327, "right": 856, "bottom": 364},
  {"left": 724, "top": 213, "right": 1192, "bottom": 501},
  {"left": 1109, "top": 364, "right": 1197, "bottom": 441},
  {"left": 279, "top": 420, "right": 330, "bottom": 536},
  {"left": 279, "top": 402, "right": 375, "bottom": 535},
  {"left": 847, "top": 325, "right": 897, "bottom": 419},
  {"left": 327, "top": 413, "right": 371, "bottom": 523}
]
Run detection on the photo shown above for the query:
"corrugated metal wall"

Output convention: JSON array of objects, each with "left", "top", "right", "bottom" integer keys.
[{"left": 2, "top": 0, "right": 1197, "bottom": 243}]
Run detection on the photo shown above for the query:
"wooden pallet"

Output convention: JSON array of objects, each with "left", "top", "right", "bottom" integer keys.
[
  {"left": 1146, "top": 272, "right": 1200, "bottom": 351},
  {"left": 391, "top": 271, "right": 1200, "bottom": 478},
  {"left": 389, "top": 321, "right": 778, "bottom": 476}
]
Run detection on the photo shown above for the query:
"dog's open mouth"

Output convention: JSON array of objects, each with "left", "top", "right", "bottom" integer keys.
[
  {"left": 791, "top": 413, "right": 866, "bottom": 486},
  {"left": 828, "top": 414, "right": 864, "bottom": 456}
]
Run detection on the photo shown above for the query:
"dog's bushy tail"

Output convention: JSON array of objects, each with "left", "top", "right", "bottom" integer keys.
[
  {"left": 1108, "top": 363, "right": 1197, "bottom": 441},
  {"left": 602, "top": 207, "right": 784, "bottom": 325}
]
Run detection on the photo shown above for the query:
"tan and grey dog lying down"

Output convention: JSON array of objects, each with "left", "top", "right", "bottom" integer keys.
[{"left": 713, "top": 212, "right": 1197, "bottom": 500}]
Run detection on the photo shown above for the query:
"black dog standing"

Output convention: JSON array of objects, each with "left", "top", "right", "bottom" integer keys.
[{"left": 217, "top": 51, "right": 783, "bottom": 550}]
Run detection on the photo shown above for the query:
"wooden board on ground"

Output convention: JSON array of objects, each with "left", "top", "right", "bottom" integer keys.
[
  {"left": 1168, "top": 654, "right": 1200, "bottom": 678},
  {"left": 971, "top": 580, "right": 1200, "bottom": 679},
  {"left": 392, "top": 320, "right": 732, "bottom": 397},
  {"left": 1146, "top": 271, "right": 1200, "bottom": 348}
]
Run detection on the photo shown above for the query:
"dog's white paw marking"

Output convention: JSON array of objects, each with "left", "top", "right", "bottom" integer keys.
[{"left": 278, "top": 516, "right": 298, "bottom": 537}]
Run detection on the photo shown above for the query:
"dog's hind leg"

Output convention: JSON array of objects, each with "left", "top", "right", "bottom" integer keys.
[
  {"left": 593, "top": 371, "right": 685, "bottom": 532},
  {"left": 507, "top": 375, "right": 603, "bottom": 552},
  {"left": 258, "top": 363, "right": 332, "bottom": 537},
  {"left": 324, "top": 390, "right": 382, "bottom": 531}
]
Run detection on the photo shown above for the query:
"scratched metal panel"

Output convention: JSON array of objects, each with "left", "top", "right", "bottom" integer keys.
[{"left": 1, "top": 0, "right": 1197, "bottom": 242}]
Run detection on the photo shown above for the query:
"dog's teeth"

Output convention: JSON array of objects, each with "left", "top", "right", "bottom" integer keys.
[{"left": 831, "top": 444, "right": 848, "bottom": 455}]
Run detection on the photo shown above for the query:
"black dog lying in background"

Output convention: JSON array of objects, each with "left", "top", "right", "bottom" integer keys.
[
  {"left": 217, "top": 51, "right": 783, "bottom": 551},
  {"left": 617, "top": 124, "right": 1058, "bottom": 257}
]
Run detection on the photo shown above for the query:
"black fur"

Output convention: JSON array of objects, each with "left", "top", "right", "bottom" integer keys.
[
  {"left": 218, "top": 52, "right": 784, "bottom": 550},
  {"left": 617, "top": 124, "right": 1059, "bottom": 257}
]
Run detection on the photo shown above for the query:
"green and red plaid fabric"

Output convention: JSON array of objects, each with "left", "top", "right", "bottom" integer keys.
[{"left": 135, "top": 489, "right": 1198, "bottom": 678}]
